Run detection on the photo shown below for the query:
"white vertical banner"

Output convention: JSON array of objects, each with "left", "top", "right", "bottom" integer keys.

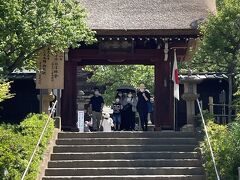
[
  {"left": 172, "top": 49, "right": 180, "bottom": 100},
  {"left": 172, "top": 49, "right": 180, "bottom": 130},
  {"left": 77, "top": 111, "right": 85, "bottom": 132}
]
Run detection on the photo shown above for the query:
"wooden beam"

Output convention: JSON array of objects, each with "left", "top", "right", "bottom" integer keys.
[
  {"left": 154, "top": 56, "right": 174, "bottom": 130},
  {"left": 94, "top": 29, "right": 199, "bottom": 36},
  {"left": 77, "top": 59, "right": 155, "bottom": 65},
  {"left": 69, "top": 49, "right": 163, "bottom": 62},
  {"left": 61, "top": 61, "right": 77, "bottom": 131}
]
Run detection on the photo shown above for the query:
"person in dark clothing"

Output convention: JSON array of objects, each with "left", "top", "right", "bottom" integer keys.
[
  {"left": 150, "top": 96, "right": 155, "bottom": 125},
  {"left": 89, "top": 88, "right": 104, "bottom": 131},
  {"left": 111, "top": 97, "right": 122, "bottom": 131},
  {"left": 116, "top": 91, "right": 124, "bottom": 104},
  {"left": 122, "top": 92, "right": 135, "bottom": 131},
  {"left": 131, "top": 92, "right": 138, "bottom": 131},
  {"left": 84, "top": 108, "right": 93, "bottom": 132},
  {"left": 116, "top": 91, "right": 125, "bottom": 130},
  {"left": 137, "top": 84, "right": 150, "bottom": 131}
]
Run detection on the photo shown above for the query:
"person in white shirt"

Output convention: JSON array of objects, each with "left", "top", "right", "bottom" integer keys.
[{"left": 101, "top": 113, "right": 114, "bottom": 132}]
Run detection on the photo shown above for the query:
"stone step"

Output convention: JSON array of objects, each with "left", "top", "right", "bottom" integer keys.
[
  {"left": 48, "top": 159, "right": 202, "bottom": 168},
  {"left": 42, "top": 175, "right": 206, "bottom": 180},
  {"left": 58, "top": 132, "right": 195, "bottom": 139},
  {"left": 45, "top": 167, "right": 204, "bottom": 176},
  {"left": 53, "top": 145, "right": 196, "bottom": 153},
  {"left": 51, "top": 152, "right": 200, "bottom": 160},
  {"left": 44, "top": 132, "right": 205, "bottom": 179},
  {"left": 55, "top": 138, "right": 197, "bottom": 145}
]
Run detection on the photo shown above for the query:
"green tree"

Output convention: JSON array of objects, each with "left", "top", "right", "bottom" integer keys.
[
  {"left": 0, "top": 0, "right": 95, "bottom": 74},
  {"left": 180, "top": 0, "right": 240, "bottom": 117},
  {"left": 182, "top": 0, "right": 240, "bottom": 83},
  {"left": 85, "top": 65, "right": 154, "bottom": 105}
]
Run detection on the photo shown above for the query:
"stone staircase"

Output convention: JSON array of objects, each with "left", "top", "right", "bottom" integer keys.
[{"left": 42, "top": 131, "right": 205, "bottom": 180}]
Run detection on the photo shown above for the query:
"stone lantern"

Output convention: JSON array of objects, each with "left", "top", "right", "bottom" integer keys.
[
  {"left": 77, "top": 90, "right": 85, "bottom": 111},
  {"left": 181, "top": 70, "right": 202, "bottom": 132}
]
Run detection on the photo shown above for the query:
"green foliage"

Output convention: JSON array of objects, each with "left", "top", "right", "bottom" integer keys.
[
  {"left": 216, "top": 0, "right": 225, "bottom": 10},
  {"left": 85, "top": 65, "right": 154, "bottom": 105},
  {"left": 200, "top": 116, "right": 240, "bottom": 179},
  {"left": 233, "top": 89, "right": 240, "bottom": 112},
  {"left": 195, "top": 110, "right": 215, "bottom": 129},
  {"left": 0, "top": 80, "right": 14, "bottom": 102},
  {"left": 0, "top": 113, "right": 54, "bottom": 180},
  {"left": 181, "top": 0, "right": 240, "bottom": 85},
  {"left": 0, "top": 0, "right": 95, "bottom": 74}
]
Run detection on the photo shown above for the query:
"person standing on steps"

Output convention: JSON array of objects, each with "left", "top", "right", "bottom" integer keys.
[
  {"left": 137, "top": 84, "right": 151, "bottom": 131},
  {"left": 116, "top": 91, "right": 124, "bottom": 130},
  {"left": 111, "top": 96, "right": 122, "bottom": 131},
  {"left": 116, "top": 91, "right": 124, "bottom": 104},
  {"left": 131, "top": 92, "right": 138, "bottom": 131},
  {"left": 89, "top": 87, "right": 104, "bottom": 131},
  {"left": 122, "top": 92, "right": 134, "bottom": 131}
]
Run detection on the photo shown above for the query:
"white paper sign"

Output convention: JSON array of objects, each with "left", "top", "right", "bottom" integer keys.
[{"left": 77, "top": 111, "right": 84, "bottom": 132}]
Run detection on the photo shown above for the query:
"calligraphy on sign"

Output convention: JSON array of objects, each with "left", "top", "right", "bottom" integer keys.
[{"left": 36, "top": 47, "right": 64, "bottom": 89}]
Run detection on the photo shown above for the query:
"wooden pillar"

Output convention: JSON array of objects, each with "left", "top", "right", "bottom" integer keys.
[
  {"left": 154, "top": 57, "right": 174, "bottom": 130},
  {"left": 61, "top": 61, "right": 77, "bottom": 131}
]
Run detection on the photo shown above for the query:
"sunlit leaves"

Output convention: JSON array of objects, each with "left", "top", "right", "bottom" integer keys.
[
  {"left": 0, "top": 80, "right": 14, "bottom": 102},
  {"left": 0, "top": 0, "right": 95, "bottom": 74},
  {"left": 0, "top": 114, "right": 54, "bottom": 179},
  {"left": 182, "top": 0, "right": 240, "bottom": 76},
  {"left": 200, "top": 118, "right": 240, "bottom": 179}
]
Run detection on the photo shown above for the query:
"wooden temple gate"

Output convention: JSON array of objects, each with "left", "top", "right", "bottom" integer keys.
[
  {"left": 59, "top": 0, "right": 216, "bottom": 131},
  {"left": 61, "top": 37, "right": 193, "bottom": 131}
]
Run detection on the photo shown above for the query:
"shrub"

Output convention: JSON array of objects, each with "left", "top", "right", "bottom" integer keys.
[
  {"left": 0, "top": 113, "right": 54, "bottom": 180},
  {"left": 200, "top": 115, "right": 240, "bottom": 179},
  {"left": 0, "top": 80, "right": 14, "bottom": 103}
]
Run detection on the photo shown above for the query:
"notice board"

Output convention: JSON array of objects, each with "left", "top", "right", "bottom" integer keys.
[{"left": 36, "top": 47, "right": 64, "bottom": 89}]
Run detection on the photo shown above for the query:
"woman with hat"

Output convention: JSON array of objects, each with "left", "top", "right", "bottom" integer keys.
[{"left": 137, "top": 84, "right": 151, "bottom": 131}]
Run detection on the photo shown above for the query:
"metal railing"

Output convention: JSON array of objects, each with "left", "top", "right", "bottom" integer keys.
[
  {"left": 196, "top": 99, "right": 220, "bottom": 180},
  {"left": 21, "top": 100, "right": 58, "bottom": 180}
]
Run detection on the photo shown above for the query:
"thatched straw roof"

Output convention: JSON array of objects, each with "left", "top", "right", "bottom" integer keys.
[{"left": 79, "top": 0, "right": 216, "bottom": 35}]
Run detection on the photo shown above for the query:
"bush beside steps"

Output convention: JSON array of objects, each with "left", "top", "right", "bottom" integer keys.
[{"left": 0, "top": 113, "right": 54, "bottom": 180}]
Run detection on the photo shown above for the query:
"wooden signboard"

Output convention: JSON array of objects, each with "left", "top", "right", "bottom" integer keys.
[{"left": 36, "top": 47, "right": 64, "bottom": 89}]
